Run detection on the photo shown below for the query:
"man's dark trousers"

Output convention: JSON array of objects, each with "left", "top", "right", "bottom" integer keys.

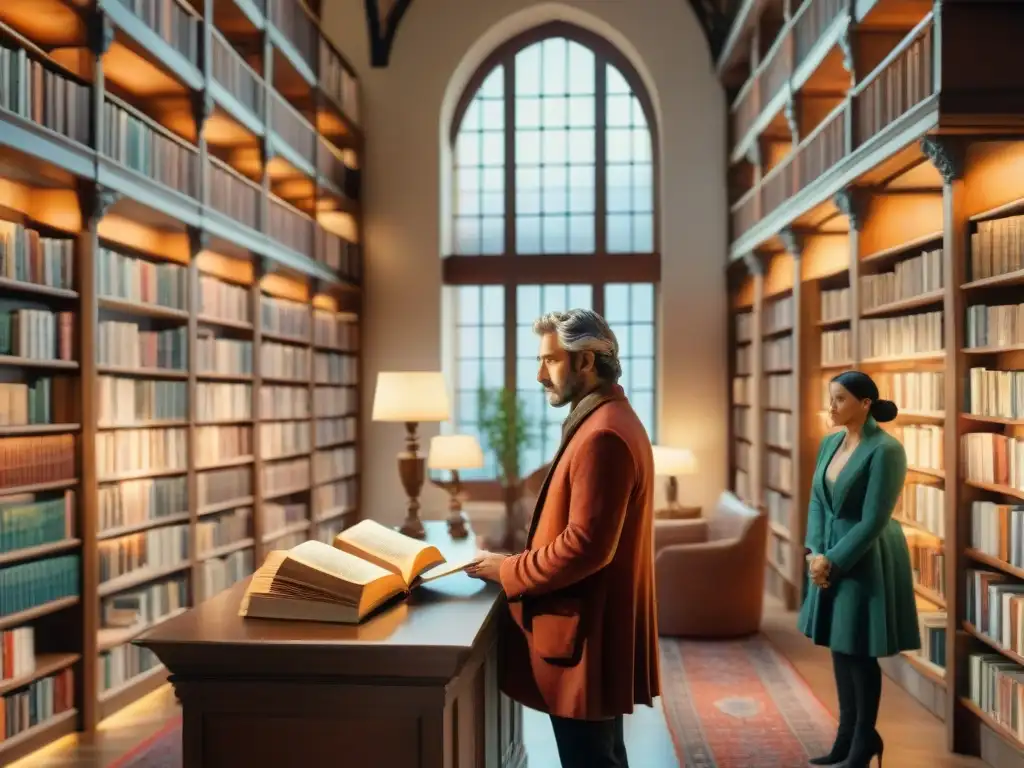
[{"left": 549, "top": 714, "right": 628, "bottom": 768}]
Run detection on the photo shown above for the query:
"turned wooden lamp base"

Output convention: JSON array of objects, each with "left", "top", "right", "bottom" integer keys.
[
  {"left": 432, "top": 470, "right": 469, "bottom": 540},
  {"left": 397, "top": 421, "right": 427, "bottom": 539}
]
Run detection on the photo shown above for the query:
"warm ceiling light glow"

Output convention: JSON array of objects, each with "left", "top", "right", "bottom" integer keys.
[
  {"left": 195, "top": 250, "right": 254, "bottom": 285},
  {"left": 97, "top": 215, "right": 189, "bottom": 264},
  {"left": 274, "top": 179, "right": 316, "bottom": 199},
  {"left": 260, "top": 272, "right": 308, "bottom": 302},
  {"left": 964, "top": 141, "right": 1024, "bottom": 217},
  {"left": 205, "top": 114, "right": 257, "bottom": 147},
  {"left": 0, "top": 3, "right": 85, "bottom": 48},
  {"left": 312, "top": 293, "right": 337, "bottom": 311},
  {"left": 318, "top": 211, "right": 358, "bottom": 242},
  {"left": 30, "top": 190, "right": 83, "bottom": 233},
  {"left": 266, "top": 156, "right": 303, "bottom": 181},
  {"left": 103, "top": 44, "right": 185, "bottom": 97}
]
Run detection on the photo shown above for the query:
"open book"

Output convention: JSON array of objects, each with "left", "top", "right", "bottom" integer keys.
[{"left": 239, "top": 519, "right": 475, "bottom": 624}]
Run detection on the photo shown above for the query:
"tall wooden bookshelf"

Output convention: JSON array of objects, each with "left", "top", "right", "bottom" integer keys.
[
  {"left": 761, "top": 251, "right": 798, "bottom": 608},
  {"left": 727, "top": 138, "right": 1024, "bottom": 766},
  {"left": 0, "top": 0, "right": 363, "bottom": 761},
  {"left": 727, "top": 260, "right": 756, "bottom": 507}
]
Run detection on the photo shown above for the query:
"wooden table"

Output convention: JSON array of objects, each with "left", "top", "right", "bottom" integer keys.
[{"left": 136, "top": 523, "right": 526, "bottom": 768}]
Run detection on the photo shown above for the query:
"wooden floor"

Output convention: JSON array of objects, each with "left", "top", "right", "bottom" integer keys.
[{"left": 14, "top": 597, "right": 982, "bottom": 768}]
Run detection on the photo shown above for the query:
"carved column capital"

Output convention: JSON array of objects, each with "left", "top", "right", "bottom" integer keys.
[
  {"left": 78, "top": 182, "right": 121, "bottom": 226},
  {"left": 834, "top": 188, "right": 865, "bottom": 232},
  {"left": 89, "top": 12, "right": 114, "bottom": 57},
  {"left": 784, "top": 92, "right": 799, "bottom": 145},
  {"left": 192, "top": 92, "right": 214, "bottom": 132},
  {"left": 920, "top": 136, "right": 965, "bottom": 183},
  {"left": 742, "top": 252, "right": 764, "bottom": 277},
  {"left": 310, "top": 277, "right": 328, "bottom": 297},
  {"left": 745, "top": 140, "right": 761, "bottom": 168},
  {"left": 260, "top": 138, "right": 275, "bottom": 166},
  {"left": 780, "top": 227, "right": 803, "bottom": 258},
  {"left": 188, "top": 226, "right": 210, "bottom": 255},
  {"left": 257, "top": 255, "right": 273, "bottom": 279}
]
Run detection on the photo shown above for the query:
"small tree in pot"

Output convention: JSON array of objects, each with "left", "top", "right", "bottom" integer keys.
[{"left": 477, "top": 387, "right": 537, "bottom": 552}]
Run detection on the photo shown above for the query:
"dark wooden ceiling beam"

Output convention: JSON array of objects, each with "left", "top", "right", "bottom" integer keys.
[
  {"left": 362, "top": 0, "right": 740, "bottom": 68},
  {"left": 364, "top": 0, "right": 414, "bottom": 67}
]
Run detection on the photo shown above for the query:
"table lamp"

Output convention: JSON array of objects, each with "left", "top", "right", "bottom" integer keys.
[
  {"left": 372, "top": 372, "right": 451, "bottom": 539},
  {"left": 427, "top": 434, "right": 485, "bottom": 540},
  {"left": 652, "top": 445, "right": 698, "bottom": 516}
]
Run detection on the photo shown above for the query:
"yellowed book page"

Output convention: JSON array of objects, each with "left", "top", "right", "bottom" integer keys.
[
  {"left": 415, "top": 558, "right": 475, "bottom": 585},
  {"left": 333, "top": 520, "right": 442, "bottom": 586},
  {"left": 287, "top": 540, "right": 396, "bottom": 589}
]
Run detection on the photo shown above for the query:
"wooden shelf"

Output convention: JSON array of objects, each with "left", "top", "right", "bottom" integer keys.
[
  {"left": 914, "top": 582, "right": 947, "bottom": 609},
  {"left": 98, "top": 665, "right": 169, "bottom": 721},
  {"left": 98, "top": 562, "right": 192, "bottom": 598},
  {"left": 0, "top": 596, "right": 79, "bottom": 632},
  {"left": 0, "top": 423, "right": 80, "bottom": 436},
  {"left": 97, "top": 513, "right": 192, "bottom": 541},
  {"left": 198, "top": 496, "right": 256, "bottom": 517},
  {"left": 0, "top": 652, "right": 80, "bottom": 696},
  {"left": 0, "top": 709, "right": 78, "bottom": 764},
  {"left": 198, "top": 538, "right": 255, "bottom": 562},
  {"left": 960, "top": 698, "right": 1024, "bottom": 754},
  {"left": 262, "top": 519, "right": 310, "bottom": 544},
  {"left": 861, "top": 289, "right": 945, "bottom": 317},
  {"left": 0, "top": 0, "right": 367, "bottom": 761},
  {"left": 0, "top": 355, "right": 78, "bottom": 369},
  {"left": 901, "top": 651, "right": 947, "bottom": 686},
  {"left": 97, "top": 296, "right": 190, "bottom": 321},
  {"left": 963, "top": 621, "right": 1024, "bottom": 667},
  {"left": 0, "top": 538, "right": 81, "bottom": 567},
  {"left": 0, "top": 277, "right": 78, "bottom": 300},
  {"left": 965, "top": 550, "right": 1024, "bottom": 581},
  {"left": 98, "top": 608, "right": 189, "bottom": 654},
  {"left": 0, "top": 479, "right": 78, "bottom": 498}
]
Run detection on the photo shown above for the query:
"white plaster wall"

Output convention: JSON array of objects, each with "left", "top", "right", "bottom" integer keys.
[{"left": 322, "top": 0, "right": 729, "bottom": 525}]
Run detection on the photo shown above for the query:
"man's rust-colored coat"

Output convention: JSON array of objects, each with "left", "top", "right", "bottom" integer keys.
[{"left": 498, "top": 386, "right": 660, "bottom": 720}]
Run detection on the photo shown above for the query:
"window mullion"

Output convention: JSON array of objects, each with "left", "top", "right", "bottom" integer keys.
[
  {"left": 594, "top": 56, "right": 607, "bottom": 257},
  {"left": 504, "top": 57, "right": 516, "bottom": 256}
]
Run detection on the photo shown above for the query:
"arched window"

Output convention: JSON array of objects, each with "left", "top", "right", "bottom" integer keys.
[{"left": 445, "top": 22, "right": 659, "bottom": 482}]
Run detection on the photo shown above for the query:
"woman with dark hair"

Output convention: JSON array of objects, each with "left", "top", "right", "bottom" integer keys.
[{"left": 799, "top": 370, "right": 920, "bottom": 768}]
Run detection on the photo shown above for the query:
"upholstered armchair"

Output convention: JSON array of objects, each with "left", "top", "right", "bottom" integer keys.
[{"left": 654, "top": 491, "right": 768, "bottom": 638}]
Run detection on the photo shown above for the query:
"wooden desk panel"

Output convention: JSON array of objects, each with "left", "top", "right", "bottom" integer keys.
[{"left": 137, "top": 524, "right": 526, "bottom": 768}]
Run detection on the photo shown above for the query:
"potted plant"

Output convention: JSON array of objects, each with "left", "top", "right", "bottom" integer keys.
[{"left": 477, "top": 386, "right": 537, "bottom": 552}]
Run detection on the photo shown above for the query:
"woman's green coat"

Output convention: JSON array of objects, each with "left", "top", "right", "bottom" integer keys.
[{"left": 798, "top": 417, "right": 921, "bottom": 657}]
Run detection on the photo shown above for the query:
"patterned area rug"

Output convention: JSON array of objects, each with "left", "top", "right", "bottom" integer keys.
[
  {"left": 660, "top": 635, "right": 836, "bottom": 767},
  {"left": 108, "top": 718, "right": 182, "bottom": 768}
]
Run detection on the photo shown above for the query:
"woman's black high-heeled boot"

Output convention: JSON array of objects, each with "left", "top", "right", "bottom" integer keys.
[
  {"left": 841, "top": 656, "right": 884, "bottom": 767},
  {"left": 840, "top": 729, "right": 884, "bottom": 767},
  {"left": 809, "top": 653, "right": 856, "bottom": 765}
]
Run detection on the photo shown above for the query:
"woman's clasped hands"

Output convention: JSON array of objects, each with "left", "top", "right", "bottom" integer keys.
[{"left": 806, "top": 553, "right": 831, "bottom": 589}]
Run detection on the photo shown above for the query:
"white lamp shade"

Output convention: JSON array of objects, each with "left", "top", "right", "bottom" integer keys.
[
  {"left": 427, "top": 434, "right": 485, "bottom": 471},
  {"left": 372, "top": 372, "right": 451, "bottom": 422},
  {"left": 652, "top": 445, "right": 697, "bottom": 477}
]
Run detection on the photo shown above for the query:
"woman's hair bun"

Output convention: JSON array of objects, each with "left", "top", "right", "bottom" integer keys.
[{"left": 870, "top": 398, "right": 899, "bottom": 423}]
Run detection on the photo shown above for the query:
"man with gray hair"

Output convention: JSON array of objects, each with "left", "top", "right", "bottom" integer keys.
[{"left": 467, "top": 308, "right": 660, "bottom": 768}]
